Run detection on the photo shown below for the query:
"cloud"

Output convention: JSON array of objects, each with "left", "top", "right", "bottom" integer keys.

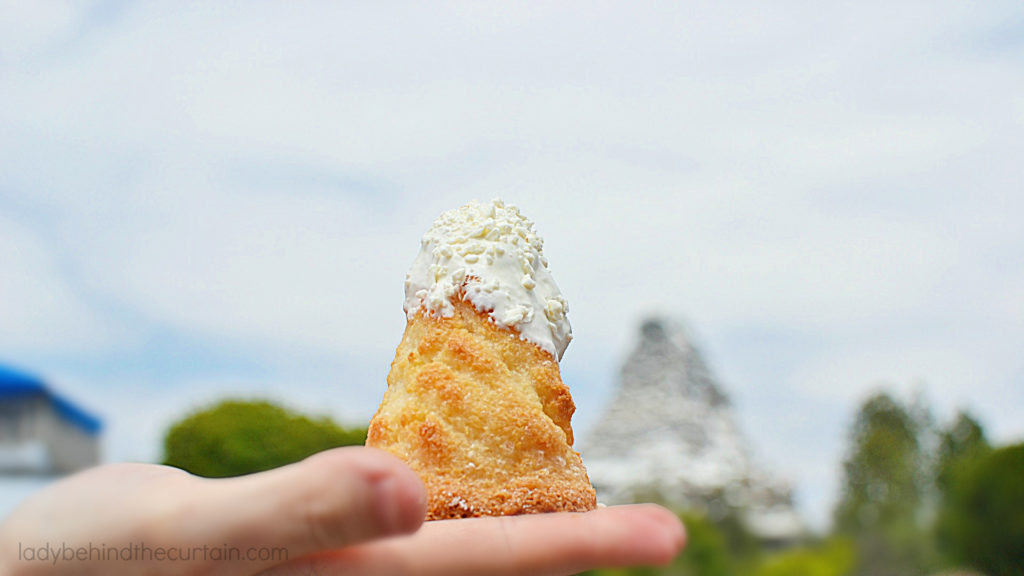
[
  {"left": 1, "top": 0, "right": 1023, "bottom": 531},
  {"left": 0, "top": 215, "right": 126, "bottom": 356},
  {"left": 68, "top": 178, "right": 411, "bottom": 357}
]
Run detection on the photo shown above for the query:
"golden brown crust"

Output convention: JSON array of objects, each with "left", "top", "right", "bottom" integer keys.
[{"left": 366, "top": 298, "right": 597, "bottom": 519}]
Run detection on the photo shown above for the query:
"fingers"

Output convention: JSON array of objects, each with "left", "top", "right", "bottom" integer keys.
[
  {"left": 4, "top": 457, "right": 682, "bottom": 576},
  {"left": 1, "top": 450, "right": 426, "bottom": 576},
  {"left": 265, "top": 504, "right": 685, "bottom": 576},
  {"left": 189, "top": 447, "right": 426, "bottom": 571}
]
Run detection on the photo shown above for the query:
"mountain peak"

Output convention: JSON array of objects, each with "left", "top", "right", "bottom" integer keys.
[{"left": 582, "top": 315, "right": 802, "bottom": 542}]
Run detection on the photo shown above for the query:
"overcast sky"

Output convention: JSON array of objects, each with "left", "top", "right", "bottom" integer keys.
[{"left": 2, "top": 1, "right": 1022, "bottom": 529}]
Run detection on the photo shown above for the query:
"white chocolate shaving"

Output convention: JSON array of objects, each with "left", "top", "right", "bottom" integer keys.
[{"left": 403, "top": 199, "right": 572, "bottom": 360}]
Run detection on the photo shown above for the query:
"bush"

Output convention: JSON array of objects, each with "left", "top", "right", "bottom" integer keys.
[
  {"left": 753, "top": 538, "right": 855, "bottom": 576},
  {"left": 672, "top": 512, "right": 733, "bottom": 576},
  {"left": 163, "top": 398, "right": 367, "bottom": 477},
  {"left": 577, "top": 511, "right": 729, "bottom": 576}
]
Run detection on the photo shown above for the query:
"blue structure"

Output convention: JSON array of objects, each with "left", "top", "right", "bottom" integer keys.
[{"left": 0, "top": 364, "right": 102, "bottom": 474}]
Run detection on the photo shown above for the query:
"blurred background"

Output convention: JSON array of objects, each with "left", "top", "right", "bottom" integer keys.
[{"left": 1, "top": 2, "right": 1022, "bottom": 575}]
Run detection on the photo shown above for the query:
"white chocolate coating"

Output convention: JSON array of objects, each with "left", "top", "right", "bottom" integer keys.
[{"left": 404, "top": 199, "right": 572, "bottom": 361}]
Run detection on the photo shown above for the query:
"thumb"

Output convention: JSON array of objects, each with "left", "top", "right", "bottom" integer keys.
[{"left": 191, "top": 447, "right": 426, "bottom": 570}]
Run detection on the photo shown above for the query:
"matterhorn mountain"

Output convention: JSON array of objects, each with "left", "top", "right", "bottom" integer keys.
[{"left": 581, "top": 317, "right": 803, "bottom": 542}]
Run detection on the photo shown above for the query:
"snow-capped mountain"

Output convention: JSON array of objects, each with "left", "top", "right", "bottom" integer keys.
[{"left": 581, "top": 317, "right": 802, "bottom": 541}]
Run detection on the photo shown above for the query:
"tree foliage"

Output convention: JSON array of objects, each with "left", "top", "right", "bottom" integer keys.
[
  {"left": 933, "top": 410, "right": 990, "bottom": 564},
  {"left": 163, "top": 398, "right": 367, "bottom": 477},
  {"left": 935, "top": 410, "right": 990, "bottom": 496},
  {"left": 833, "top": 391, "right": 933, "bottom": 575},
  {"left": 834, "top": 393, "right": 921, "bottom": 532},
  {"left": 832, "top": 391, "right": 1024, "bottom": 576},
  {"left": 938, "top": 442, "right": 1024, "bottom": 576}
]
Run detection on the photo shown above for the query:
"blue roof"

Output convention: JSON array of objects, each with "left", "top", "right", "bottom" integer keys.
[
  {"left": 0, "top": 365, "right": 45, "bottom": 395},
  {"left": 0, "top": 365, "right": 103, "bottom": 436}
]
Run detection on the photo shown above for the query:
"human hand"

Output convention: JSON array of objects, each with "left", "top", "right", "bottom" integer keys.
[{"left": 0, "top": 447, "right": 685, "bottom": 575}]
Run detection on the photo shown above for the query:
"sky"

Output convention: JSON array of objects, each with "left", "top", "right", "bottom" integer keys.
[{"left": 1, "top": 1, "right": 1023, "bottom": 529}]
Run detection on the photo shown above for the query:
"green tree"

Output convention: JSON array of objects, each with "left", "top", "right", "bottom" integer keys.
[
  {"left": 938, "top": 442, "right": 1024, "bottom": 576},
  {"left": 935, "top": 410, "right": 990, "bottom": 496},
  {"left": 163, "top": 398, "right": 367, "bottom": 477},
  {"left": 933, "top": 409, "right": 990, "bottom": 568},
  {"left": 833, "top": 392, "right": 931, "bottom": 575}
]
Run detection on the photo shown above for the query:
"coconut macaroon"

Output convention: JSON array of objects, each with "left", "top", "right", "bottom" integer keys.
[{"left": 367, "top": 199, "right": 596, "bottom": 519}]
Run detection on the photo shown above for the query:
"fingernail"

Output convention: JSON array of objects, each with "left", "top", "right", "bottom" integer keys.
[
  {"left": 656, "top": 512, "right": 686, "bottom": 558},
  {"left": 372, "top": 471, "right": 426, "bottom": 535}
]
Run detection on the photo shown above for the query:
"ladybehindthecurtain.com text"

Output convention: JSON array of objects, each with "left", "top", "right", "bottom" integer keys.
[{"left": 16, "top": 541, "right": 289, "bottom": 565}]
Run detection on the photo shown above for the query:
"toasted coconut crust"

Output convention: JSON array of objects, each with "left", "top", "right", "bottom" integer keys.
[{"left": 366, "top": 299, "right": 596, "bottom": 519}]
